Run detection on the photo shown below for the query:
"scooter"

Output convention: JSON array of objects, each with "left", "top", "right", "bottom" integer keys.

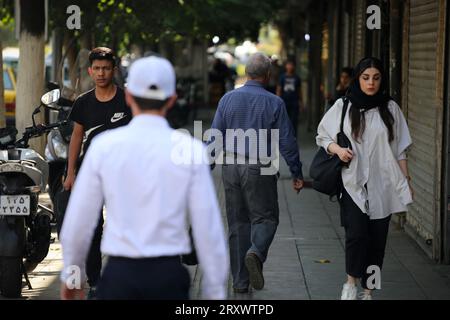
[{"left": 0, "top": 89, "right": 67, "bottom": 298}]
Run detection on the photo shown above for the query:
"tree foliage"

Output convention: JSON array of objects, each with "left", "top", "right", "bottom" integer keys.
[
  {"left": 0, "top": 0, "right": 14, "bottom": 25},
  {"left": 47, "top": 0, "right": 283, "bottom": 52}
]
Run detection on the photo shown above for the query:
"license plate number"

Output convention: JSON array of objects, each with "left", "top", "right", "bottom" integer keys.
[{"left": 0, "top": 195, "right": 31, "bottom": 216}]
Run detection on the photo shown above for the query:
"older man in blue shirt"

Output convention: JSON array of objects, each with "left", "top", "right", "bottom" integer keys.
[{"left": 210, "top": 52, "right": 304, "bottom": 293}]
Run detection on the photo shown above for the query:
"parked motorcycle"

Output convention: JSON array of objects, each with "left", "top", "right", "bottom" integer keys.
[{"left": 0, "top": 89, "right": 67, "bottom": 298}]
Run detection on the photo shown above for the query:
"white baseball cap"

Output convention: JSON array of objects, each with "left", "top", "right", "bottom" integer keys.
[{"left": 126, "top": 56, "right": 176, "bottom": 100}]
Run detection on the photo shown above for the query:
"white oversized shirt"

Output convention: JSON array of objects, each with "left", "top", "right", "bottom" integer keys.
[
  {"left": 60, "top": 114, "right": 229, "bottom": 299},
  {"left": 316, "top": 99, "right": 413, "bottom": 219}
]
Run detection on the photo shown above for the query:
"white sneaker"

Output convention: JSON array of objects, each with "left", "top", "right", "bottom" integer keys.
[
  {"left": 358, "top": 292, "right": 372, "bottom": 300},
  {"left": 340, "top": 283, "right": 357, "bottom": 300}
]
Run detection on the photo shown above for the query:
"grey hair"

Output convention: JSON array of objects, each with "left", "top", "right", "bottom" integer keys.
[{"left": 245, "top": 52, "right": 271, "bottom": 79}]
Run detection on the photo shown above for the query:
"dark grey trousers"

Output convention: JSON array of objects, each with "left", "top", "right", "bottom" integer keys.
[{"left": 222, "top": 163, "right": 279, "bottom": 289}]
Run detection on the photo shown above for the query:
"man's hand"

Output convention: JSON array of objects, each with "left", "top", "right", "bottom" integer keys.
[
  {"left": 60, "top": 282, "right": 85, "bottom": 300},
  {"left": 293, "top": 178, "right": 304, "bottom": 194},
  {"left": 63, "top": 173, "right": 75, "bottom": 191}
]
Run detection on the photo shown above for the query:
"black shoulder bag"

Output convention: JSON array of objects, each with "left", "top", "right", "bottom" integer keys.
[{"left": 309, "top": 97, "right": 352, "bottom": 197}]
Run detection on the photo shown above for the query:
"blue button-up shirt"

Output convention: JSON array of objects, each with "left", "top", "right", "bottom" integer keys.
[{"left": 210, "top": 80, "right": 303, "bottom": 179}]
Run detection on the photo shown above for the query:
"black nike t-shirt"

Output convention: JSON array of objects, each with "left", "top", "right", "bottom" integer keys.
[{"left": 69, "top": 86, "right": 131, "bottom": 154}]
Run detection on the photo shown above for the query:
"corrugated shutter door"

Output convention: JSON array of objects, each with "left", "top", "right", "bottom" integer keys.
[{"left": 406, "top": 0, "right": 439, "bottom": 256}]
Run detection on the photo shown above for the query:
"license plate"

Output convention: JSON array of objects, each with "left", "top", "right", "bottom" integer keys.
[{"left": 0, "top": 195, "right": 31, "bottom": 216}]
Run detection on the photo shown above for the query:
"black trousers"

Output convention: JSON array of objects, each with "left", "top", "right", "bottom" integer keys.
[
  {"left": 285, "top": 102, "right": 299, "bottom": 137},
  {"left": 86, "top": 212, "right": 104, "bottom": 287},
  {"left": 96, "top": 256, "right": 190, "bottom": 300},
  {"left": 340, "top": 188, "right": 391, "bottom": 289},
  {"left": 56, "top": 187, "right": 103, "bottom": 287}
]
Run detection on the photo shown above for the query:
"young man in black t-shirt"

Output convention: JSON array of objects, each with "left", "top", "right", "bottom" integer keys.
[
  {"left": 276, "top": 60, "right": 304, "bottom": 137},
  {"left": 63, "top": 47, "right": 131, "bottom": 298}
]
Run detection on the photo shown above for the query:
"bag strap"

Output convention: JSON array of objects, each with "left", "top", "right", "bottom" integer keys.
[
  {"left": 335, "top": 97, "right": 350, "bottom": 203},
  {"left": 340, "top": 97, "right": 349, "bottom": 133}
]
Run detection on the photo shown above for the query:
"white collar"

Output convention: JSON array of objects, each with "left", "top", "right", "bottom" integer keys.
[{"left": 130, "top": 114, "right": 169, "bottom": 127}]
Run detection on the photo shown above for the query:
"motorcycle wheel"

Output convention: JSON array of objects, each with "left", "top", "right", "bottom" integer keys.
[{"left": 0, "top": 257, "right": 22, "bottom": 298}]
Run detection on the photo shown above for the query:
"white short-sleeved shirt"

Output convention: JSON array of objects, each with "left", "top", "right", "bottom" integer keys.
[{"left": 316, "top": 99, "right": 413, "bottom": 219}]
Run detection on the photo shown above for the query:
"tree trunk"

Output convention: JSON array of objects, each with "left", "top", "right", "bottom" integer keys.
[
  {"left": 64, "top": 32, "right": 79, "bottom": 91},
  {"left": 15, "top": 0, "right": 46, "bottom": 154},
  {"left": 0, "top": 39, "right": 6, "bottom": 128},
  {"left": 78, "top": 32, "right": 94, "bottom": 94}
]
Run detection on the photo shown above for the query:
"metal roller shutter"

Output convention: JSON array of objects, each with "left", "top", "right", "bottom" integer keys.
[{"left": 406, "top": 0, "right": 442, "bottom": 259}]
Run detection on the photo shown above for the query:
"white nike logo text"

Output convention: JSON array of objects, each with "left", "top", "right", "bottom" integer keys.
[{"left": 111, "top": 113, "right": 127, "bottom": 123}]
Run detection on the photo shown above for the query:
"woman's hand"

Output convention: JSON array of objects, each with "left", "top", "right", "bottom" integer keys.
[
  {"left": 337, "top": 147, "right": 353, "bottom": 163},
  {"left": 327, "top": 143, "right": 353, "bottom": 163},
  {"left": 407, "top": 177, "right": 414, "bottom": 200},
  {"left": 398, "top": 160, "right": 413, "bottom": 200}
]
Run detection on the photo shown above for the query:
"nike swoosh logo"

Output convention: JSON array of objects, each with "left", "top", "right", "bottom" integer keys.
[
  {"left": 111, "top": 114, "right": 127, "bottom": 123},
  {"left": 84, "top": 124, "right": 104, "bottom": 141}
]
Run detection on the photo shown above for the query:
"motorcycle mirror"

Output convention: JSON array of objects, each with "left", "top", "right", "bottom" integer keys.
[{"left": 41, "top": 89, "right": 61, "bottom": 107}]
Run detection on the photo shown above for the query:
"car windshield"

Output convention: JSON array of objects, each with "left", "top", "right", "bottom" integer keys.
[{"left": 3, "top": 70, "right": 13, "bottom": 90}]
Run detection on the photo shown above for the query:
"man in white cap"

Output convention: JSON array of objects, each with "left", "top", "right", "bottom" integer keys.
[{"left": 59, "top": 56, "right": 229, "bottom": 300}]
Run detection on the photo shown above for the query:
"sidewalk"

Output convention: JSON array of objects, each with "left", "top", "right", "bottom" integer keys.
[{"left": 4, "top": 111, "right": 450, "bottom": 300}]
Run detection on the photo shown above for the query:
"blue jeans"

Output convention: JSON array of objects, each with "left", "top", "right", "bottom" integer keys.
[{"left": 222, "top": 163, "right": 279, "bottom": 289}]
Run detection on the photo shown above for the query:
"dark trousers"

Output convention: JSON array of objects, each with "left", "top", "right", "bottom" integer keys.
[
  {"left": 285, "top": 102, "right": 299, "bottom": 137},
  {"left": 86, "top": 212, "right": 104, "bottom": 287},
  {"left": 222, "top": 163, "right": 279, "bottom": 289},
  {"left": 56, "top": 188, "right": 103, "bottom": 287},
  {"left": 96, "top": 256, "right": 190, "bottom": 300},
  {"left": 340, "top": 188, "right": 391, "bottom": 289}
]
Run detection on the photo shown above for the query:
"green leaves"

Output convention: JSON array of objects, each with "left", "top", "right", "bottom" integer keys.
[
  {"left": 95, "top": 0, "right": 282, "bottom": 43},
  {"left": 0, "top": 0, "right": 14, "bottom": 26},
  {"left": 42, "top": 0, "right": 283, "bottom": 52}
]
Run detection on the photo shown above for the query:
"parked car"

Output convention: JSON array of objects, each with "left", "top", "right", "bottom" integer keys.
[
  {"left": 2, "top": 47, "right": 71, "bottom": 126},
  {"left": 2, "top": 66, "right": 16, "bottom": 127},
  {"left": 2, "top": 47, "right": 19, "bottom": 77}
]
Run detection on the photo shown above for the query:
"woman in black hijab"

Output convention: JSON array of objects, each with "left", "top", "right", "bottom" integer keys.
[{"left": 316, "top": 57, "right": 414, "bottom": 300}]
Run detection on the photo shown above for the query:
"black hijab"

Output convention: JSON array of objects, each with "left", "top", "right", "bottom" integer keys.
[
  {"left": 346, "top": 57, "right": 395, "bottom": 143},
  {"left": 347, "top": 57, "right": 390, "bottom": 111}
]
